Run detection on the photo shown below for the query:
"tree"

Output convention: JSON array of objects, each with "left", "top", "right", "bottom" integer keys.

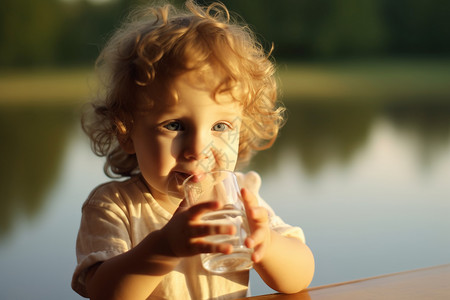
[{"left": 0, "top": 0, "right": 64, "bottom": 67}]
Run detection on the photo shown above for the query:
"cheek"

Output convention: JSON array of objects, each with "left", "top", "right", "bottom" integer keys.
[
  {"left": 137, "top": 136, "right": 176, "bottom": 174},
  {"left": 224, "top": 128, "right": 240, "bottom": 152},
  {"left": 212, "top": 131, "right": 240, "bottom": 169},
  {"left": 154, "top": 136, "right": 178, "bottom": 168},
  {"left": 169, "top": 136, "right": 184, "bottom": 159}
]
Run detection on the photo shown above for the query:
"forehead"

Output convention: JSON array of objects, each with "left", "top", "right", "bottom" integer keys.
[
  {"left": 134, "top": 65, "right": 246, "bottom": 117},
  {"left": 173, "top": 68, "right": 241, "bottom": 103},
  {"left": 175, "top": 64, "right": 225, "bottom": 90},
  {"left": 135, "top": 71, "right": 243, "bottom": 118}
]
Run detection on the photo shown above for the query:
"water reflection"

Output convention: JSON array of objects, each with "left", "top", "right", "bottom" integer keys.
[
  {"left": 383, "top": 101, "right": 450, "bottom": 168},
  {"left": 0, "top": 104, "right": 77, "bottom": 240},
  {"left": 250, "top": 100, "right": 450, "bottom": 175},
  {"left": 1, "top": 100, "right": 450, "bottom": 241},
  {"left": 1, "top": 99, "right": 450, "bottom": 299},
  {"left": 250, "top": 101, "right": 377, "bottom": 176}
]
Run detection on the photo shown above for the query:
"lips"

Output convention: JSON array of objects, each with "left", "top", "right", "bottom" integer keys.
[
  {"left": 172, "top": 171, "right": 191, "bottom": 184},
  {"left": 173, "top": 169, "right": 209, "bottom": 179},
  {"left": 166, "top": 172, "right": 190, "bottom": 199}
]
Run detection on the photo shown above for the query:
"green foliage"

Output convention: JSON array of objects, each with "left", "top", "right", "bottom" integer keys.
[
  {"left": 0, "top": 0, "right": 64, "bottom": 66},
  {"left": 0, "top": 105, "right": 76, "bottom": 236},
  {"left": 215, "top": 0, "right": 449, "bottom": 59},
  {"left": 0, "top": 0, "right": 449, "bottom": 67}
]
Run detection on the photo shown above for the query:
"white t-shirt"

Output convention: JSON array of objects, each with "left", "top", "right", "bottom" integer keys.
[{"left": 72, "top": 172, "right": 305, "bottom": 299}]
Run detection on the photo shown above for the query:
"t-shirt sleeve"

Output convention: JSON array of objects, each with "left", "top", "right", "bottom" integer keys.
[
  {"left": 71, "top": 184, "right": 132, "bottom": 297},
  {"left": 235, "top": 171, "right": 306, "bottom": 244},
  {"left": 258, "top": 197, "right": 306, "bottom": 243}
]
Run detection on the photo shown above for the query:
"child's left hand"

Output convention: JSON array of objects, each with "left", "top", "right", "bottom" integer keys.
[{"left": 241, "top": 188, "right": 271, "bottom": 263}]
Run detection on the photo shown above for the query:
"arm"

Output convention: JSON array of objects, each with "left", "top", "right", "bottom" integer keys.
[
  {"left": 86, "top": 230, "right": 180, "bottom": 300},
  {"left": 242, "top": 188, "right": 315, "bottom": 294},
  {"left": 85, "top": 200, "right": 235, "bottom": 300}
]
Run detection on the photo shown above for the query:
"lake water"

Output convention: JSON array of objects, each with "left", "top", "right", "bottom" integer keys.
[{"left": 0, "top": 100, "right": 449, "bottom": 299}]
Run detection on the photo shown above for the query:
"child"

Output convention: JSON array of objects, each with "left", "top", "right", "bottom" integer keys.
[{"left": 72, "top": 1, "right": 314, "bottom": 299}]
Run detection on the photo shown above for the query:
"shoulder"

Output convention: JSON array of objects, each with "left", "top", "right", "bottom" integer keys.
[{"left": 82, "top": 176, "right": 145, "bottom": 209}]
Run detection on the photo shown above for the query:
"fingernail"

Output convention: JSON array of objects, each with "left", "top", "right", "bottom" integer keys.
[{"left": 252, "top": 252, "right": 259, "bottom": 262}]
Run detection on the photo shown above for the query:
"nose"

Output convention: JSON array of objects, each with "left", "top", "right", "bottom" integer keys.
[{"left": 183, "top": 130, "right": 212, "bottom": 161}]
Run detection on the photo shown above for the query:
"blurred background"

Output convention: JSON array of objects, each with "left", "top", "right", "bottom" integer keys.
[{"left": 1, "top": 0, "right": 449, "bottom": 299}]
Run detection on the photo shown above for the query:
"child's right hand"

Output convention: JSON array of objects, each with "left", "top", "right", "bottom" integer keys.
[{"left": 159, "top": 200, "right": 236, "bottom": 257}]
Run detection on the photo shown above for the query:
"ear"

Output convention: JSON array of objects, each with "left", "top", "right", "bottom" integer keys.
[
  {"left": 119, "top": 135, "right": 135, "bottom": 154},
  {"left": 115, "top": 118, "right": 135, "bottom": 154}
]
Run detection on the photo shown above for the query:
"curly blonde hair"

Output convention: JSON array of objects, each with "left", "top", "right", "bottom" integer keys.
[{"left": 83, "top": 0, "right": 284, "bottom": 178}]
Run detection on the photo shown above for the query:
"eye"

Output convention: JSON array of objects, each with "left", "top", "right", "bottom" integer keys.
[
  {"left": 163, "top": 121, "right": 184, "bottom": 131},
  {"left": 212, "top": 122, "right": 230, "bottom": 132}
]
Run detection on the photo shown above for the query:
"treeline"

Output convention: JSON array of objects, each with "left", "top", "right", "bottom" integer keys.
[{"left": 1, "top": 0, "right": 449, "bottom": 68}]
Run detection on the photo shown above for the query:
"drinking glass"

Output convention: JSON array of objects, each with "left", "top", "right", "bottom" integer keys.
[{"left": 183, "top": 170, "right": 253, "bottom": 274}]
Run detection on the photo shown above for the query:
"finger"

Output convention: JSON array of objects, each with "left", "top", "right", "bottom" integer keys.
[
  {"left": 173, "top": 198, "right": 189, "bottom": 214},
  {"left": 251, "top": 243, "right": 267, "bottom": 263},
  {"left": 192, "top": 241, "right": 233, "bottom": 254},
  {"left": 178, "top": 198, "right": 189, "bottom": 208},
  {"left": 241, "top": 188, "right": 258, "bottom": 212},
  {"left": 246, "top": 227, "right": 267, "bottom": 248},
  {"left": 189, "top": 223, "right": 236, "bottom": 238},
  {"left": 188, "top": 201, "right": 221, "bottom": 220},
  {"left": 247, "top": 206, "right": 269, "bottom": 223}
]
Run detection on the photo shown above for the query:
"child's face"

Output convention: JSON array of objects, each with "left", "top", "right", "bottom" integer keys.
[{"left": 124, "top": 72, "right": 243, "bottom": 201}]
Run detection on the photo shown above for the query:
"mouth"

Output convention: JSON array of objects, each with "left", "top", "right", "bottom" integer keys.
[
  {"left": 172, "top": 172, "right": 191, "bottom": 185},
  {"left": 166, "top": 172, "right": 190, "bottom": 201},
  {"left": 173, "top": 170, "right": 209, "bottom": 183}
]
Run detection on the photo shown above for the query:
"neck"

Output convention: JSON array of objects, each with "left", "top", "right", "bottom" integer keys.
[{"left": 140, "top": 174, "right": 182, "bottom": 214}]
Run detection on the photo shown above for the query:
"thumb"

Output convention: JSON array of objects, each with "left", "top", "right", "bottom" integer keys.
[
  {"left": 174, "top": 198, "right": 189, "bottom": 214},
  {"left": 241, "top": 188, "right": 258, "bottom": 211}
]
